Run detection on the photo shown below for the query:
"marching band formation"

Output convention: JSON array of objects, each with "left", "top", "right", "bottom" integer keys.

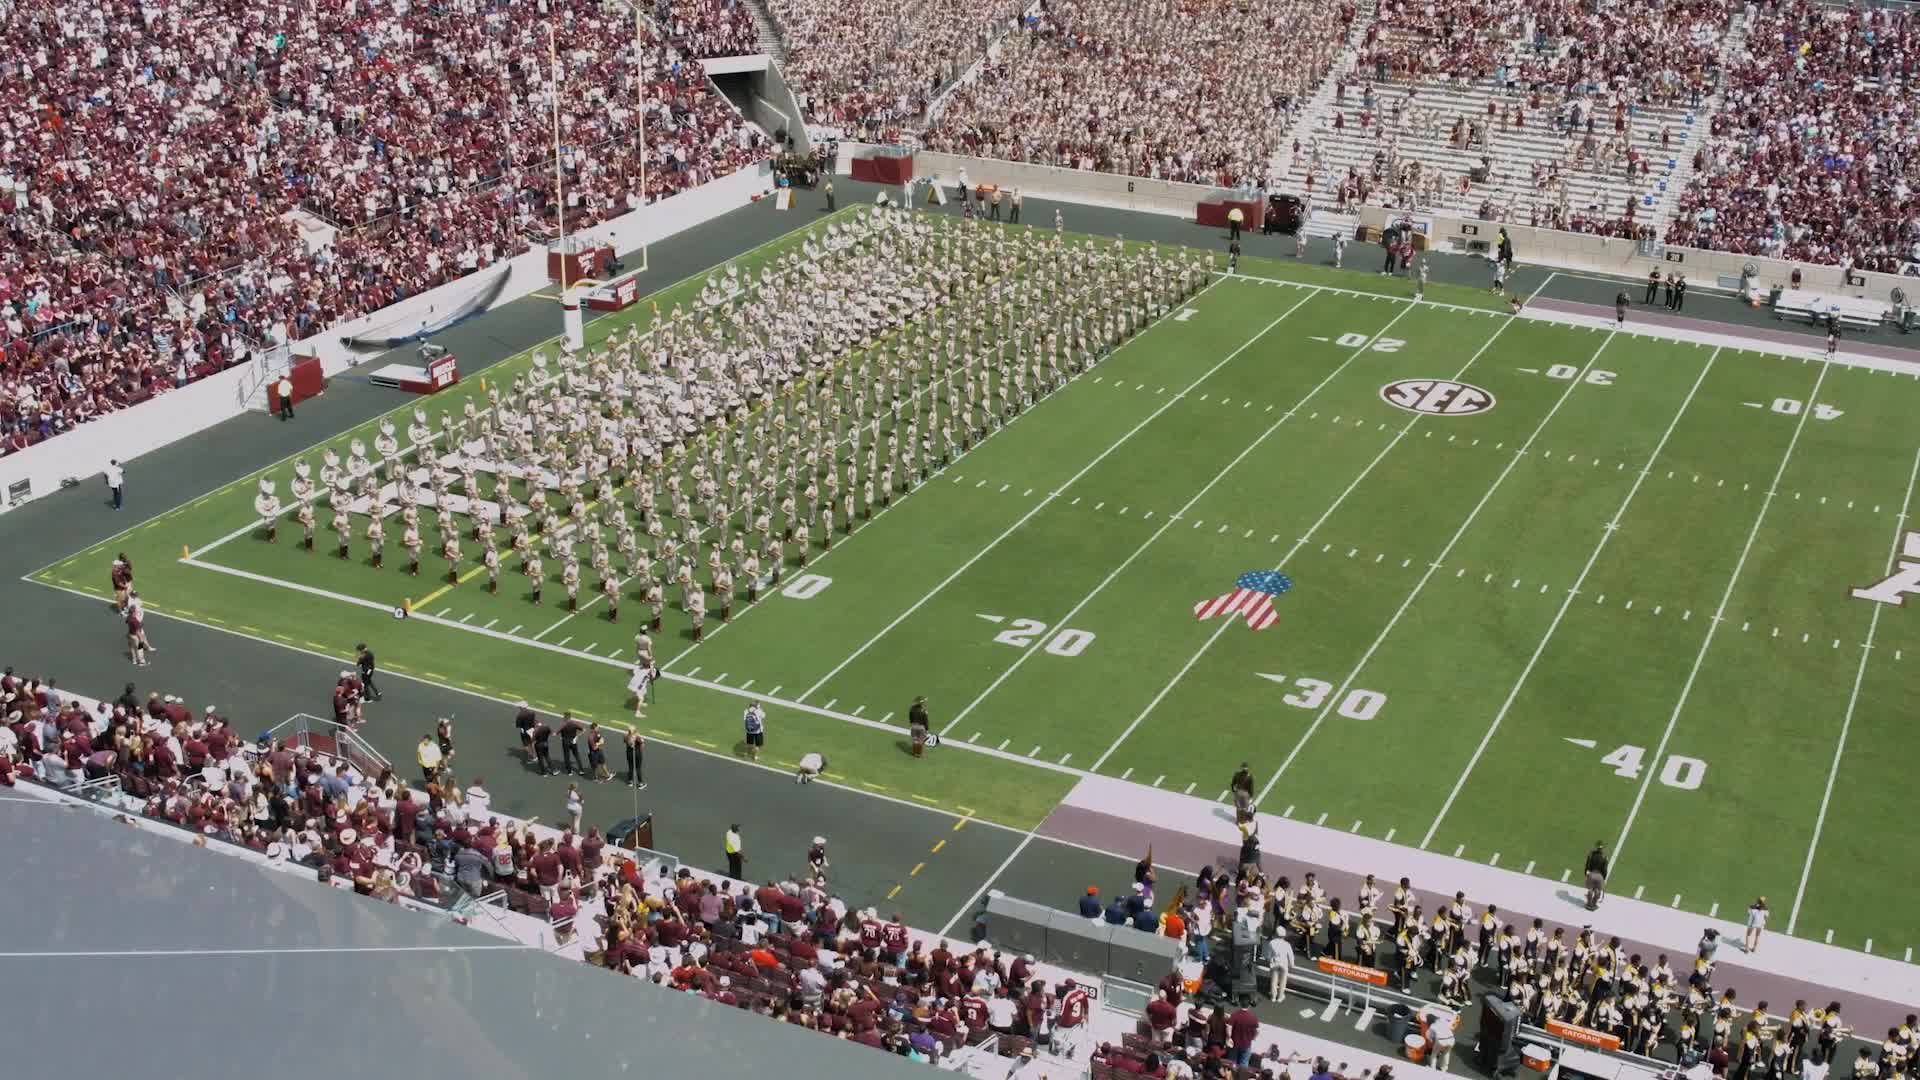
[{"left": 252, "top": 208, "right": 1211, "bottom": 645}]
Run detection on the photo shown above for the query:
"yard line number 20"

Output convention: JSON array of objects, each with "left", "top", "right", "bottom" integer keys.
[{"left": 992, "top": 618, "right": 1097, "bottom": 657}]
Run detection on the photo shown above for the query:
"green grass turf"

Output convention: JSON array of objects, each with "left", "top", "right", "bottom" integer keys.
[{"left": 33, "top": 224, "right": 1920, "bottom": 957}]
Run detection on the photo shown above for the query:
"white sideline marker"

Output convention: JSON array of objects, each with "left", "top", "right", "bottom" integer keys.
[
  {"left": 1027, "top": 745, "right": 1041, "bottom": 758},
  {"left": 1153, "top": 775, "right": 1165, "bottom": 787},
  {"left": 1383, "top": 828, "right": 1396, "bottom": 843},
  {"left": 1315, "top": 812, "right": 1329, "bottom": 826},
  {"left": 483, "top": 619, "right": 498, "bottom": 629},
  {"left": 1283, "top": 805, "right": 1295, "bottom": 818},
  {"left": 997, "top": 739, "right": 1010, "bottom": 750},
  {"left": 1453, "top": 844, "right": 1465, "bottom": 858},
  {"left": 507, "top": 625, "right": 523, "bottom": 635},
  {"left": 1864, "top": 938, "right": 1873, "bottom": 954},
  {"left": 1523, "top": 861, "right": 1535, "bottom": 875},
  {"left": 1350, "top": 821, "right": 1363, "bottom": 834},
  {"left": 1825, "top": 929, "right": 1835, "bottom": 944},
  {"left": 1119, "top": 767, "right": 1132, "bottom": 780},
  {"left": 1489, "top": 853, "right": 1501, "bottom": 867},
  {"left": 1672, "top": 895, "right": 1683, "bottom": 908},
  {"left": 1709, "top": 902, "right": 1719, "bottom": 918},
  {"left": 1561, "top": 869, "right": 1572, "bottom": 883},
  {"left": 1184, "top": 782, "right": 1197, "bottom": 794}
]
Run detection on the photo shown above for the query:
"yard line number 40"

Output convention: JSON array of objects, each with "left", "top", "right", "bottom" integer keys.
[{"left": 1600, "top": 744, "right": 1707, "bottom": 790}]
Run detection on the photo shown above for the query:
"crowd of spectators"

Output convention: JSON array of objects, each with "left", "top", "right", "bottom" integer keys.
[
  {"left": 767, "top": 0, "right": 1022, "bottom": 141},
  {"left": 0, "top": 0, "right": 768, "bottom": 456},
  {"left": 921, "top": 0, "right": 1353, "bottom": 188},
  {"left": 0, "top": 665, "right": 1103, "bottom": 1068},
  {"left": 1358, "top": 0, "right": 1729, "bottom": 106},
  {"left": 1665, "top": 0, "right": 1920, "bottom": 273}
]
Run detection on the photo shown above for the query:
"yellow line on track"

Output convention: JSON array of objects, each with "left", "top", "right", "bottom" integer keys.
[
  {"left": 930, "top": 840, "right": 946, "bottom": 854},
  {"left": 909, "top": 862, "right": 925, "bottom": 877},
  {"left": 886, "top": 885, "right": 902, "bottom": 900}
]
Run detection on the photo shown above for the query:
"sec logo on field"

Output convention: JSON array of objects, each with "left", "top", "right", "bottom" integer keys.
[{"left": 1380, "top": 379, "right": 1497, "bottom": 416}]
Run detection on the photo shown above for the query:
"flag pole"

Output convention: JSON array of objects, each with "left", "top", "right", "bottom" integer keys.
[{"left": 550, "top": 23, "right": 568, "bottom": 296}]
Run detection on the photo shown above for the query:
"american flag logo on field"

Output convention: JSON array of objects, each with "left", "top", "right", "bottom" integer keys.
[{"left": 1193, "top": 570, "right": 1293, "bottom": 631}]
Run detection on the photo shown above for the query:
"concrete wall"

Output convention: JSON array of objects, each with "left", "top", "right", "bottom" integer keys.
[
  {"left": 711, "top": 63, "right": 810, "bottom": 153},
  {"left": 838, "top": 143, "right": 1232, "bottom": 219},
  {"left": 0, "top": 165, "right": 770, "bottom": 511},
  {"left": 1351, "top": 205, "right": 1918, "bottom": 307}
]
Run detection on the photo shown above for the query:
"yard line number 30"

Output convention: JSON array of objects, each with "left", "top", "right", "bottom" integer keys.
[{"left": 1267, "top": 673, "right": 1389, "bottom": 720}]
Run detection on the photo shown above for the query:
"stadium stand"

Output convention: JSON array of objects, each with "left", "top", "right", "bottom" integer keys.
[
  {"left": 919, "top": 0, "right": 1353, "bottom": 188},
  {"left": 1279, "top": 0, "right": 1733, "bottom": 234},
  {"left": 0, "top": 0, "right": 768, "bottom": 458},
  {"left": 764, "top": 0, "right": 1023, "bottom": 141},
  {"left": 4, "top": 657, "right": 1885, "bottom": 1079},
  {"left": 1664, "top": 0, "right": 1920, "bottom": 272}
]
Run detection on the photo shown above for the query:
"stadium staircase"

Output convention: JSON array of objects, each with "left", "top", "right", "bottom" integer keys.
[
  {"left": 1653, "top": 7, "right": 1751, "bottom": 240},
  {"left": 741, "top": 0, "right": 789, "bottom": 68},
  {"left": 1264, "top": 0, "right": 1376, "bottom": 241},
  {"left": 1272, "top": 3, "right": 1753, "bottom": 239}
]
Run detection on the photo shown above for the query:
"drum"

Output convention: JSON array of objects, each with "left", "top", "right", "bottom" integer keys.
[{"left": 1404, "top": 1035, "right": 1428, "bottom": 1063}]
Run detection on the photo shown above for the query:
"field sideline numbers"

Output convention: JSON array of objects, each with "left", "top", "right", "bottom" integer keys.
[
  {"left": 1544, "top": 364, "right": 1616, "bottom": 385},
  {"left": 781, "top": 573, "right": 833, "bottom": 599},
  {"left": 1265, "top": 673, "right": 1388, "bottom": 720},
  {"left": 992, "top": 618, "right": 1097, "bottom": 657},
  {"left": 1601, "top": 743, "right": 1707, "bottom": 790},
  {"left": 1174, "top": 307, "right": 1199, "bottom": 322},
  {"left": 1336, "top": 332, "right": 1406, "bottom": 352},
  {"left": 1770, "top": 398, "right": 1844, "bottom": 420}
]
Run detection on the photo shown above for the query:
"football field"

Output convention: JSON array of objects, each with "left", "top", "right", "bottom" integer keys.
[{"left": 32, "top": 225, "right": 1920, "bottom": 960}]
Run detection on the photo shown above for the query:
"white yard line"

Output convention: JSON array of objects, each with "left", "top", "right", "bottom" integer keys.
[
  {"left": 1091, "top": 306, "right": 1523, "bottom": 773},
  {"left": 1785, "top": 443, "right": 1920, "bottom": 934},
  {"left": 32, "top": 576, "right": 1047, "bottom": 846},
  {"left": 1253, "top": 329, "right": 1620, "bottom": 805},
  {"left": 656, "top": 274, "right": 1177, "bottom": 671},
  {"left": 942, "top": 300, "right": 1420, "bottom": 738},
  {"left": 937, "top": 831, "right": 1042, "bottom": 938},
  {"left": 1610, "top": 360, "right": 1832, "bottom": 866},
  {"left": 1420, "top": 350, "right": 1719, "bottom": 849},
  {"left": 795, "top": 283, "right": 1326, "bottom": 703}
]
